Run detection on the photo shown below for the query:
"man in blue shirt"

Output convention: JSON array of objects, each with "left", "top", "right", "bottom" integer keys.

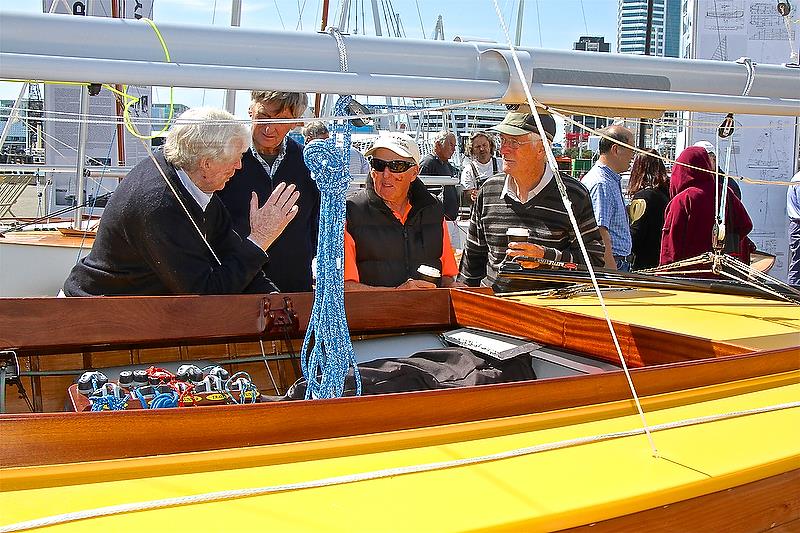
[{"left": 581, "top": 126, "right": 635, "bottom": 271}]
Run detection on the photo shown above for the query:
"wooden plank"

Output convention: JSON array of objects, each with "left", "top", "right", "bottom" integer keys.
[
  {"left": 1, "top": 347, "right": 795, "bottom": 467},
  {"left": 0, "top": 289, "right": 455, "bottom": 354},
  {"left": 450, "top": 289, "right": 748, "bottom": 366},
  {"left": 564, "top": 469, "right": 800, "bottom": 532},
  {"left": 0, "top": 295, "right": 270, "bottom": 352}
]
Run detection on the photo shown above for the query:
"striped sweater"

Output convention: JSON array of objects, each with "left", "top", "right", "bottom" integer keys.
[{"left": 458, "top": 173, "right": 605, "bottom": 292}]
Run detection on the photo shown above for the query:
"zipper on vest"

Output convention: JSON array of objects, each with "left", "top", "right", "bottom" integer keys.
[{"left": 402, "top": 226, "right": 410, "bottom": 277}]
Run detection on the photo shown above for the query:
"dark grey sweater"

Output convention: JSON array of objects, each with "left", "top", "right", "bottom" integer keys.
[{"left": 458, "top": 173, "right": 605, "bottom": 292}]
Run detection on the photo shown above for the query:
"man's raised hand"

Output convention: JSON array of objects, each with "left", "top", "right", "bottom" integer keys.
[{"left": 248, "top": 182, "right": 300, "bottom": 251}]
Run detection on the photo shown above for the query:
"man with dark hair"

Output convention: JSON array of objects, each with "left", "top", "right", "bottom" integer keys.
[
  {"left": 218, "top": 91, "right": 320, "bottom": 293},
  {"left": 458, "top": 108, "right": 605, "bottom": 292},
  {"left": 581, "top": 125, "right": 635, "bottom": 271}
]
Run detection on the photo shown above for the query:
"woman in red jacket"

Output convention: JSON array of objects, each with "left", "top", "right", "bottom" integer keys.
[{"left": 660, "top": 146, "right": 752, "bottom": 265}]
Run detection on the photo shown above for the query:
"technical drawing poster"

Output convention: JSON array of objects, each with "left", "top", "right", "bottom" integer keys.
[
  {"left": 685, "top": 0, "right": 799, "bottom": 281},
  {"left": 43, "top": 0, "right": 154, "bottom": 213}
]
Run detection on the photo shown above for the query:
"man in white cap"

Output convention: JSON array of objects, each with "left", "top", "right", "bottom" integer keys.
[
  {"left": 343, "top": 132, "right": 460, "bottom": 290},
  {"left": 693, "top": 140, "right": 742, "bottom": 199}
]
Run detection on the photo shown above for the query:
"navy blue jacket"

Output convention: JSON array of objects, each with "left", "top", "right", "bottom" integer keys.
[
  {"left": 218, "top": 138, "right": 320, "bottom": 292},
  {"left": 63, "top": 151, "right": 275, "bottom": 296}
]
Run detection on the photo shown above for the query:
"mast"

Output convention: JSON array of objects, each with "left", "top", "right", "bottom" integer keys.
[
  {"left": 223, "top": 0, "right": 243, "bottom": 114},
  {"left": 314, "top": 0, "right": 331, "bottom": 118},
  {"left": 111, "top": 0, "right": 126, "bottom": 166},
  {"left": 515, "top": 0, "right": 525, "bottom": 46},
  {"left": 371, "top": 0, "right": 382, "bottom": 36},
  {"left": 72, "top": 86, "right": 90, "bottom": 230}
]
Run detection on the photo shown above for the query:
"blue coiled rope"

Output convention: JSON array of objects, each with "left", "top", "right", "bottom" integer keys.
[
  {"left": 300, "top": 95, "right": 362, "bottom": 399},
  {"left": 134, "top": 387, "right": 178, "bottom": 409},
  {"left": 90, "top": 394, "right": 128, "bottom": 411}
]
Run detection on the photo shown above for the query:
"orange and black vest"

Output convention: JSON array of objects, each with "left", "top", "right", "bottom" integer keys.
[{"left": 346, "top": 177, "right": 444, "bottom": 287}]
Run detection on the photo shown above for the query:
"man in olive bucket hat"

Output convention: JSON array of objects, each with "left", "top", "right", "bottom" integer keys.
[{"left": 458, "top": 106, "right": 605, "bottom": 292}]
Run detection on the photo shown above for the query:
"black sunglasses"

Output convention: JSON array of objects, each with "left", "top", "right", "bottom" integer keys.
[{"left": 369, "top": 158, "right": 417, "bottom": 173}]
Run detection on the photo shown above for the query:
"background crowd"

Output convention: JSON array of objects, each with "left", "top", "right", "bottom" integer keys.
[{"left": 62, "top": 94, "right": 799, "bottom": 297}]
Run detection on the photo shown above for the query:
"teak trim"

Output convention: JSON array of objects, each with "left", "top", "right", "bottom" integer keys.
[{"left": 1, "top": 347, "right": 796, "bottom": 468}]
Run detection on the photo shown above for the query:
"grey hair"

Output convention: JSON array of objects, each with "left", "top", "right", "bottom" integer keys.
[
  {"left": 250, "top": 91, "right": 308, "bottom": 117},
  {"left": 163, "top": 107, "right": 250, "bottom": 171},
  {"left": 433, "top": 130, "right": 455, "bottom": 146},
  {"left": 302, "top": 121, "right": 329, "bottom": 142}
]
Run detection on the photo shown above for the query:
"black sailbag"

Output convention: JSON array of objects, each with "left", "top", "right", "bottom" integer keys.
[{"left": 280, "top": 347, "right": 536, "bottom": 400}]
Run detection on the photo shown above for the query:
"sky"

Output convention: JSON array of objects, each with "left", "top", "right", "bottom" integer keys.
[{"left": 0, "top": 0, "right": 619, "bottom": 114}]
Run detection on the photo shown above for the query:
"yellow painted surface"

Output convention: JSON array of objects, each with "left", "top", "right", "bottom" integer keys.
[
  {"left": 2, "top": 376, "right": 797, "bottom": 532},
  {"left": 510, "top": 289, "right": 800, "bottom": 350}
]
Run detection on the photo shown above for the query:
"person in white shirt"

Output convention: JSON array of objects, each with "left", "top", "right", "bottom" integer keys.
[{"left": 460, "top": 131, "right": 501, "bottom": 203}]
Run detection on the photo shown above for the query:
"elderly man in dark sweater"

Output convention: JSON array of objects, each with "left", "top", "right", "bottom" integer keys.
[
  {"left": 218, "top": 91, "right": 320, "bottom": 293},
  {"left": 458, "top": 108, "right": 605, "bottom": 292},
  {"left": 63, "top": 107, "right": 300, "bottom": 296}
]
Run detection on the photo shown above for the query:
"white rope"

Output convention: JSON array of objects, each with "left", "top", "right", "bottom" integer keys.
[
  {"left": 2, "top": 400, "right": 796, "bottom": 533},
  {"left": 490, "top": 0, "right": 660, "bottom": 457}
]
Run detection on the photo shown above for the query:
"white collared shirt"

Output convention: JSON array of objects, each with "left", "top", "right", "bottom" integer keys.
[
  {"left": 176, "top": 168, "right": 213, "bottom": 211},
  {"left": 500, "top": 164, "right": 554, "bottom": 204}
]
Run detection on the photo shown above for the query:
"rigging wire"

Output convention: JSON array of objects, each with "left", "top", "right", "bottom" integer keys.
[
  {"left": 273, "top": 0, "right": 287, "bottom": 29},
  {"left": 491, "top": 0, "right": 659, "bottom": 458},
  {"left": 578, "top": 0, "right": 589, "bottom": 35},
  {"left": 414, "top": 0, "right": 426, "bottom": 38},
  {"left": 361, "top": 0, "right": 366, "bottom": 35}
]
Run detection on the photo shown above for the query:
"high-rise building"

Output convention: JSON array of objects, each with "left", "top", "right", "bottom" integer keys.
[
  {"left": 617, "top": 0, "right": 681, "bottom": 58},
  {"left": 618, "top": 0, "right": 682, "bottom": 157},
  {"left": 567, "top": 37, "right": 610, "bottom": 152}
]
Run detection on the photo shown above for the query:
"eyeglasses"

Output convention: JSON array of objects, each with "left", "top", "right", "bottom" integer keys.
[
  {"left": 499, "top": 135, "right": 536, "bottom": 150},
  {"left": 369, "top": 158, "right": 417, "bottom": 173}
]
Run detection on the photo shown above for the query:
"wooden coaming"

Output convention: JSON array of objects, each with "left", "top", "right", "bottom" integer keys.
[
  {"left": 0, "top": 289, "right": 455, "bottom": 355},
  {"left": 450, "top": 289, "right": 748, "bottom": 366},
  {"left": 1, "top": 287, "right": 789, "bottom": 466},
  {"left": 1, "top": 346, "right": 796, "bottom": 468}
]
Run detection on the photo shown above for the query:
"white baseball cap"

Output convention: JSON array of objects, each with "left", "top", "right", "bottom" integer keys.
[
  {"left": 364, "top": 132, "right": 421, "bottom": 164},
  {"left": 693, "top": 140, "right": 716, "bottom": 156}
]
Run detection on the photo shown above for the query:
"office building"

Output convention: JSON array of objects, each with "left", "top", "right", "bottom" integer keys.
[{"left": 618, "top": 0, "right": 681, "bottom": 57}]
